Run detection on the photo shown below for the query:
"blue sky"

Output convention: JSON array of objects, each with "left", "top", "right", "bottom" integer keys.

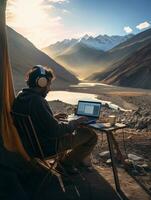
[
  {"left": 57, "top": 0, "right": 151, "bottom": 35},
  {"left": 7, "top": 0, "right": 151, "bottom": 48}
]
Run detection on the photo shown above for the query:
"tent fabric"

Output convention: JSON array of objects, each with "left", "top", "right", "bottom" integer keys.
[{"left": 0, "top": 0, "right": 30, "bottom": 160}]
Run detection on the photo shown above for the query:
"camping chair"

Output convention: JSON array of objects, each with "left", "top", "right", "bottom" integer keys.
[{"left": 11, "top": 111, "right": 65, "bottom": 192}]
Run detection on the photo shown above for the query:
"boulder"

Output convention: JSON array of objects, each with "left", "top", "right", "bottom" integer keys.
[{"left": 128, "top": 154, "right": 143, "bottom": 161}]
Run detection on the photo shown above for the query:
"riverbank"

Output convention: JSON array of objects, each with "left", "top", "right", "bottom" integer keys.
[
  {"left": 68, "top": 83, "right": 151, "bottom": 110},
  {"left": 49, "top": 84, "right": 151, "bottom": 130},
  {"left": 50, "top": 82, "right": 151, "bottom": 110}
]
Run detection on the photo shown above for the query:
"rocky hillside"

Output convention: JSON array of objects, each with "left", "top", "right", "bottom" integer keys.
[
  {"left": 7, "top": 27, "right": 78, "bottom": 91},
  {"left": 88, "top": 41, "right": 151, "bottom": 89},
  {"left": 55, "top": 43, "right": 105, "bottom": 78}
]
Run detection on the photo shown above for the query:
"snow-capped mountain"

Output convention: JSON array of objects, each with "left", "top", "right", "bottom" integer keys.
[
  {"left": 80, "top": 34, "right": 133, "bottom": 51},
  {"left": 43, "top": 33, "right": 134, "bottom": 57},
  {"left": 47, "top": 38, "right": 77, "bottom": 56}
]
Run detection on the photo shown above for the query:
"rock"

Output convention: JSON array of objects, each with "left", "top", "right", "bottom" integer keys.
[
  {"left": 138, "top": 163, "right": 149, "bottom": 168},
  {"left": 147, "top": 124, "right": 151, "bottom": 130},
  {"left": 128, "top": 154, "right": 143, "bottom": 161},
  {"left": 99, "top": 151, "right": 110, "bottom": 158},
  {"left": 127, "top": 135, "right": 132, "bottom": 139},
  {"left": 135, "top": 118, "right": 148, "bottom": 129},
  {"left": 97, "top": 96, "right": 151, "bottom": 131},
  {"left": 92, "top": 158, "right": 99, "bottom": 165},
  {"left": 124, "top": 159, "right": 133, "bottom": 165},
  {"left": 106, "top": 159, "right": 111, "bottom": 164},
  {"left": 134, "top": 165, "right": 147, "bottom": 175},
  {"left": 131, "top": 169, "right": 140, "bottom": 176}
]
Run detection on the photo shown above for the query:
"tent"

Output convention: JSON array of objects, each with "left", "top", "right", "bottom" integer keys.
[{"left": 0, "top": 0, "right": 29, "bottom": 160}]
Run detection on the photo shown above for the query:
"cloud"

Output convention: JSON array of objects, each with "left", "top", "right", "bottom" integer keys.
[
  {"left": 136, "top": 21, "right": 150, "bottom": 30},
  {"left": 124, "top": 26, "right": 133, "bottom": 33}
]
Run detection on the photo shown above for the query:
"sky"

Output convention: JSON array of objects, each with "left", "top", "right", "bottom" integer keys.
[{"left": 6, "top": 0, "right": 151, "bottom": 49}]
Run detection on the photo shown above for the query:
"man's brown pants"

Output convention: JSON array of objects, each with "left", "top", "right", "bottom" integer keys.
[{"left": 57, "top": 127, "right": 98, "bottom": 166}]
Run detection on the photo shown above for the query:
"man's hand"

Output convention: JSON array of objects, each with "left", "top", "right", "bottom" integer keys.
[
  {"left": 74, "top": 116, "right": 89, "bottom": 126},
  {"left": 54, "top": 113, "right": 67, "bottom": 120}
]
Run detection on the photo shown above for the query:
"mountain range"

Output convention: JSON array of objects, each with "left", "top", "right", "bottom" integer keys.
[
  {"left": 7, "top": 26, "right": 78, "bottom": 91},
  {"left": 7, "top": 26, "right": 151, "bottom": 90},
  {"left": 43, "top": 28, "right": 151, "bottom": 89},
  {"left": 42, "top": 34, "right": 133, "bottom": 78},
  {"left": 43, "top": 34, "right": 133, "bottom": 55}
]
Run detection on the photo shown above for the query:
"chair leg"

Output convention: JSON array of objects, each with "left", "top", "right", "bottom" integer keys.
[
  {"left": 34, "top": 158, "right": 66, "bottom": 192},
  {"left": 51, "top": 168, "right": 66, "bottom": 192}
]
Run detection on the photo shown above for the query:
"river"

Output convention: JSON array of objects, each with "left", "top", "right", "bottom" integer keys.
[{"left": 46, "top": 90, "right": 130, "bottom": 112}]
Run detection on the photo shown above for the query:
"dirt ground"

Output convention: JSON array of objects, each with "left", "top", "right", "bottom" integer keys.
[
  {"left": 95, "top": 166, "right": 151, "bottom": 200},
  {"left": 92, "top": 130, "right": 151, "bottom": 200}
]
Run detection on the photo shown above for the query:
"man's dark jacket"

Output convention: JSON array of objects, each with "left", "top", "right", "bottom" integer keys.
[{"left": 12, "top": 88, "right": 75, "bottom": 157}]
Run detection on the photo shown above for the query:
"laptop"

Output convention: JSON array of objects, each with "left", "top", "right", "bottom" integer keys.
[{"left": 68, "top": 100, "right": 102, "bottom": 125}]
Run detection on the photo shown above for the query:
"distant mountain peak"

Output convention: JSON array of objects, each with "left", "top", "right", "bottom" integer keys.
[{"left": 82, "top": 34, "right": 91, "bottom": 39}]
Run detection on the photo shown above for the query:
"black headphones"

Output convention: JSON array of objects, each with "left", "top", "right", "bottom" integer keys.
[{"left": 27, "top": 65, "right": 49, "bottom": 88}]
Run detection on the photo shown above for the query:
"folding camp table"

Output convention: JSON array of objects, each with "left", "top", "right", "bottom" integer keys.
[{"left": 89, "top": 123, "right": 129, "bottom": 200}]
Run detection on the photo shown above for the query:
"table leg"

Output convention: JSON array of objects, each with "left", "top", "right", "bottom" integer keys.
[
  {"left": 106, "top": 131, "right": 129, "bottom": 200},
  {"left": 106, "top": 131, "right": 121, "bottom": 192},
  {"left": 110, "top": 132, "right": 126, "bottom": 166}
]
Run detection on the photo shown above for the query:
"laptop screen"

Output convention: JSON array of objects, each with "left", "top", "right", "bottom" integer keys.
[{"left": 76, "top": 101, "right": 102, "bottom": 118}]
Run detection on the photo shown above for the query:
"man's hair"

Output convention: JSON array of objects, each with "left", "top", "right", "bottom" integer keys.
[{"left": 25, "top": 66, "right": 55, "bottom": 88}]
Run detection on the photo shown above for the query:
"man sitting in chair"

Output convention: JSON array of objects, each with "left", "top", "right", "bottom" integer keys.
[{"left": 12, "top": 65, "right": 97, "bottom": 173}]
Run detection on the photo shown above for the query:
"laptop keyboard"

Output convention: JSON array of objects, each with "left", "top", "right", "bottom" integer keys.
[{"left": 67, "top": 115, "right": 97, "bottom": 124}]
